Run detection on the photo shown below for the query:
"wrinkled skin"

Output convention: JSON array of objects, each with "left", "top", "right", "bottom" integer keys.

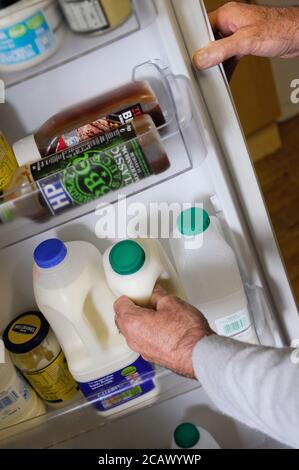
[
  {"left": 114, "top": 284, "right": 214, "bottom": 378},
  {"left": 193, "top": 2, "right": 299, "bottom": 71}
]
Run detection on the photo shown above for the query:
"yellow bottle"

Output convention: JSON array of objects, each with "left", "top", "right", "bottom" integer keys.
[{"left": 0, "top": 131, "right": 18, "bottom": 191}]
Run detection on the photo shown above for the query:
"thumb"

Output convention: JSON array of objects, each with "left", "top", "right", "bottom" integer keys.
[
  {"left": 193, "top": 31, "right": 246, "bottom": 70},
  {"left": 114, "top": 295, "right": 139, "bottom": 318}
]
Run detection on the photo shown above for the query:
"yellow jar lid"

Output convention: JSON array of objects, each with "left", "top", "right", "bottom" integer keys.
[{"left": 3, "top": 311, "right": 50, "bottom": 354}]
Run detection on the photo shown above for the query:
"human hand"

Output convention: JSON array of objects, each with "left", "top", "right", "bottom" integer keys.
[
  {"left": 114, "top": 284, "right": 214, "bottom": 378},
  {"left": 193, "top": 2, "right": 299, "bottom": 71}
]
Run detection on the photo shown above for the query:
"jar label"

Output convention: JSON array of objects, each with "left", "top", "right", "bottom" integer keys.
[
  {"left": 0, "top": 12, "right": 55, "bottom": 66},
  {"left": 24, "top": 350, "right": 78, "bottom": 403},
  {"left": 30, "top": 122, "right": 151, "bottom": 215},
  {"left": 78, "top": 356, "right": 155, "bottom": 411},
  {"left": 61, "top": 0, "right": 109, "bottom": 33}
]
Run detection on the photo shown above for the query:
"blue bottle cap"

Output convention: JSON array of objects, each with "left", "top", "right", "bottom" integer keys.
[{"left": 34, "top": 238, "right": 67, "bottom": 269}]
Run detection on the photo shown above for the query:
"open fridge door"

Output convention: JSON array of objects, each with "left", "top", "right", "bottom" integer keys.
[
  {"left": 171, "top": 0, "right": 299, "bottom": 344},
  {"left": 0, "top": 0, "right": 297, "bottom": 449}
]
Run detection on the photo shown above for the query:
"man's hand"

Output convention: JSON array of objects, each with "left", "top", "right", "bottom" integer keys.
[
  {"left": 114, "top": 284, "right": 214, "bottom": 378},
  {"left": 193, "top": 2, "right": 299, "bottom": 70}
]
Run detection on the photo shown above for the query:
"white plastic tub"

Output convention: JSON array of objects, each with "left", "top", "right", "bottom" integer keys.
[{"left": 0, "top": 0, "right": 65, "bottom": 73}]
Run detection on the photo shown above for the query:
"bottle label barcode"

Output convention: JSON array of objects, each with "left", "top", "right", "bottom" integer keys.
[
  {"left": 215, "top": 311, "right": 251, "bottom": 337},
  {"left": 0, "top": 390, "right": 19, "bottom": 411},
  {"left": 223, "top": 318, "right": 247, "bottom": 335}
]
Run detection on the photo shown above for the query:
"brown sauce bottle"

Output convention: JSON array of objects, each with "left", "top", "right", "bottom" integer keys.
[{"left": 13, "top": 81, "right": 166, "bottom": 166}]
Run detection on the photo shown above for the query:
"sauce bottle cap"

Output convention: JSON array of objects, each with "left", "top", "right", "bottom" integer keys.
[{"left": 13, "top": 135, "right": 41, "bottom": 166}]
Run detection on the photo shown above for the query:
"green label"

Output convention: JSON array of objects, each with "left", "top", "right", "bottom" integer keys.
[{"left": 31, "top": 123, "right": 151, "bottom": 215}]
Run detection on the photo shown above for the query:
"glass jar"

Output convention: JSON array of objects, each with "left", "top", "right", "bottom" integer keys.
[
  {"left": 3, "top": 311, "right": 79, "bottom": 408},
  {"left": 59, "top": 0, "right": 132, "bottom": 35}
]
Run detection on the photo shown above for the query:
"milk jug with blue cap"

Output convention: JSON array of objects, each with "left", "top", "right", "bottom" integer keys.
[{"left": 32, "top": 238, "right": 158, "bottom": 415}]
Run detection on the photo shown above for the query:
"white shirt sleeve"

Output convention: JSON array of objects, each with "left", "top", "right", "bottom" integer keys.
[{"left": 192, "top": 335, "right": 299, "bottom": 448}]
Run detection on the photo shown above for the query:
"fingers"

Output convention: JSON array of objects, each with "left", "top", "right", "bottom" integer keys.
[
  {"left": 208, "top": 9, "right": 235, "bottom": 36},
  {"left": 114, "top": 295, "right": 138, "bottom": 317},
  {"left": 150, "top": 283, "right": 169, "bottom": 309},
  {"left": 114, "top": 295, "right": 154, "bottom": 332},
  {"left": 193, "top": 30, "right": 249, "bottom": 70}
]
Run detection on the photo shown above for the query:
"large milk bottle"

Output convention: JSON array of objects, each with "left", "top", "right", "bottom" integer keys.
[
  {"left": 103, "top": 239, "right": 186, "bottom": 306},
  {"left": 32, "top": 238, "right": 157, "bottom": 415},
  {"left": 170, "top": 208, "right": 259, "bottom": 344}
]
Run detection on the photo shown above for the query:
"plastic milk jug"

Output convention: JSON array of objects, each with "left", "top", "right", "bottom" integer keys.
[
  {"left": 32, "top": 238, "right": 157, "bottom": 415},
  {"left": 170, "top": 208, "right": 259, "bottom": 344},
  {"left": 103, "top": 238, "right": 186, "bottom": 306}
]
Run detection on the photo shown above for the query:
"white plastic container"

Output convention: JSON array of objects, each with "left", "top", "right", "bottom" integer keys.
[
  {"left": 171, "top": 422, "right": 221, "bottom": 449},
  {"left": 0, "top": 0, "right": 64, "bottom": 73},
  {"left": 170, "top": 208, "right": 259, "bottom": 344},
  {"left": 32, "top": 238, "right": 157, "bottom": 415},
  {"left": 0, "top": 351, "right": 45, "bottom": 432},
  {"left": 103, "top": 238, "right": 186, "bottom": 306}
]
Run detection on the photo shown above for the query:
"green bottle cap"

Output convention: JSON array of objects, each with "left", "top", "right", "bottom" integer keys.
[
  {"left": 177, "top": 208, "right": 210, "bottom": 236},
  {"left": 109, "top": 240, "right": 146, "bottom": 275},
  {"left": 174, "top": 423, "right": 200, "bottom": 448}
]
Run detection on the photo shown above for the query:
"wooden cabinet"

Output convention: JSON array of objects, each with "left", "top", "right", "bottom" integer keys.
[{"left": 204, "top": 0, "right": 282, "bottom": 161}]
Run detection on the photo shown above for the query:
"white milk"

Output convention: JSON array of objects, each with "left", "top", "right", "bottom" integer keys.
[
  {"left": 32, "top": 238, "right": 157, "bottom": 416},
  {"left": 171, "top": 422, "right": 221, "bottom": 449},
  {"left": 103, "top": 238, "right": 186, "bottom": 306},
  {"left": 0, "top": 352, "right": 45, "bottom": 433},
  {"left": 170, "top": 208, "right": 259, "bottom": 344}
]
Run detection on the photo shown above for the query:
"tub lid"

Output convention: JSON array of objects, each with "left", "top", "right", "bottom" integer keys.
[{"left": 3, "top": 311, "right": 50, "bottom": 354}]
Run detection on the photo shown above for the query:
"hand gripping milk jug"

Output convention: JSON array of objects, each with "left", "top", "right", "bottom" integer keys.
[
  {"left": 32, "top": 238, "right": 157, "bottom": 415},
  {"left": 170, "top": 208, "right": 259, "bottom": 344},
  {"left": 103, "top": 239, "right": 186, "bottom": 306}
]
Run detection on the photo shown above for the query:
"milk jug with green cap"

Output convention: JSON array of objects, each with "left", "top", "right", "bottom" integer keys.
[
  {"left": 170, "top": 207, "right": 259, "bottom": 344},
  {"left": 103, "top": 238, "right": 185, "bottom": 306}
]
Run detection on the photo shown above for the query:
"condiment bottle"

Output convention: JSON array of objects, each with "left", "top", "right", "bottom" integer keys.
[
  {"left": 3, "top": 311, "right": 79, "bottom": 408},
  {"left": 13, "top": 80, "right": 165, "bottom": 165},
  {"left": 0, "top": 115, "right": 169, "bottom": 223},
  {"left": 0, "top": 131, "right": 18, "bottom": 191}
]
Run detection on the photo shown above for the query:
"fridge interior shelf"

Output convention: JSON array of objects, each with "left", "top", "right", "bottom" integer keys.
[
  {"left": 0, "top": 282, "right": 275, "bottom": 449},
  {"left": 0, "top": 0, "right": 157, "bottom": 88},
  {"left": 0, "top": 60, "right": 207, "bottom": 250}
]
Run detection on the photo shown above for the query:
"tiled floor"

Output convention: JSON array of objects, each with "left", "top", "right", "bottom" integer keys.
[{"left": 254, "top": 115, "right": 299, "bottom": 304}]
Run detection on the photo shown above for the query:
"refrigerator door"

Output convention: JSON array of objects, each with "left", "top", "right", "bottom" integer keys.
[
  {"left": 0, "top": 0, "right": 297, "bottom": 450},
  {"left": 171, "top": 0, "right": 299, "bottom": 343}
]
